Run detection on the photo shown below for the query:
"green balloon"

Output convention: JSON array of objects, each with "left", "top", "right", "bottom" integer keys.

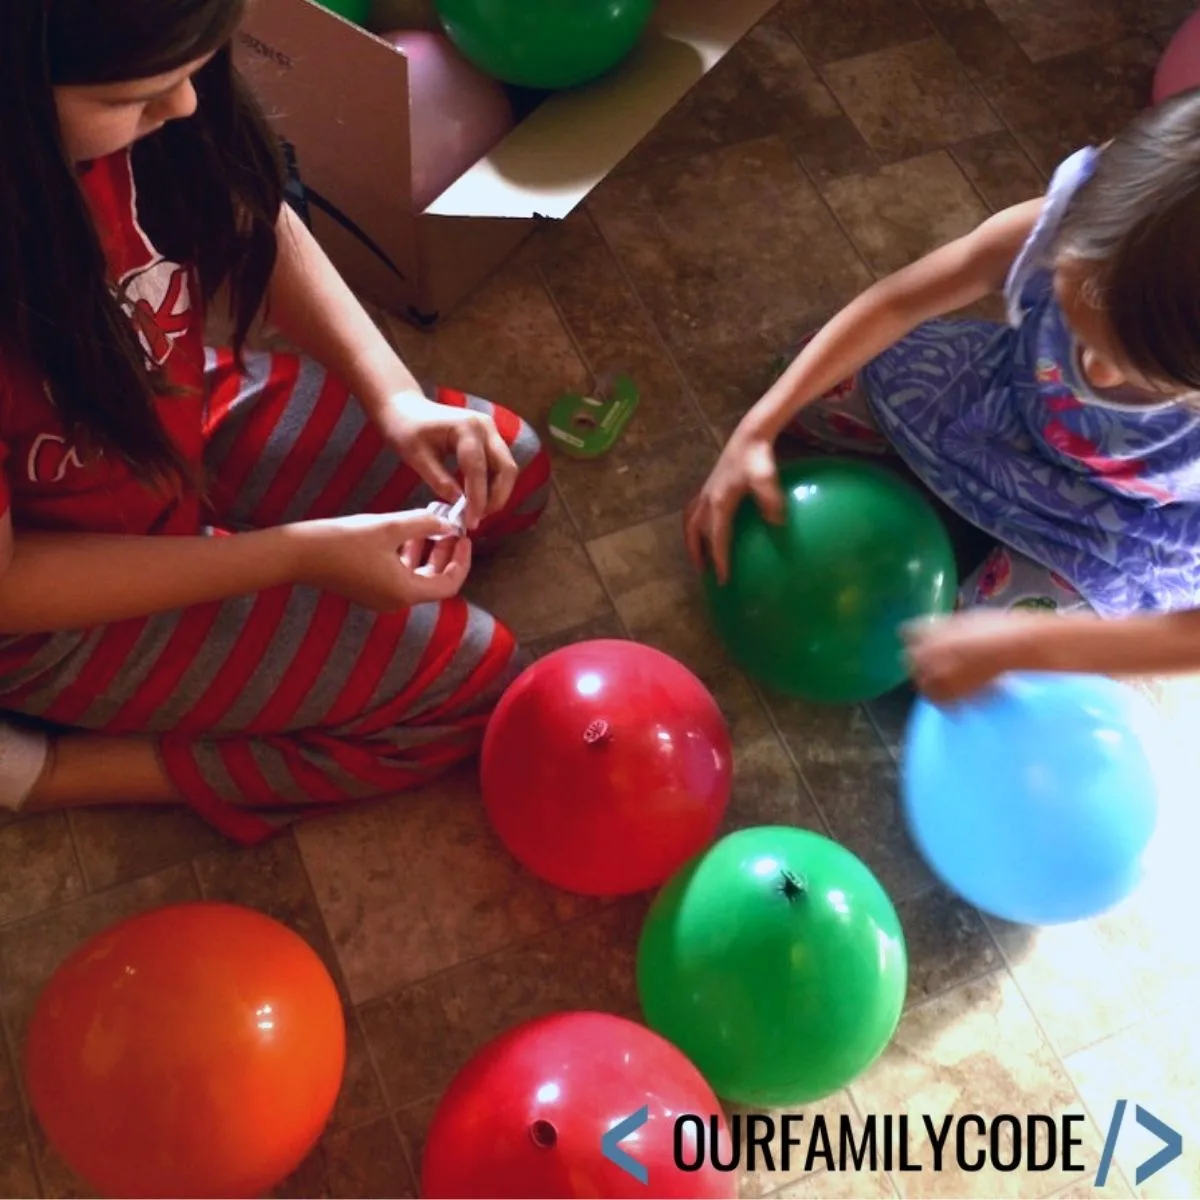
[
  {"left": 314, "top": 0, "right": 371, "bottom": 22},
  {"left": 704, "top": 456, "right": 956, "bottom": 704},
  {"left": 637, "top": 826, "right": 907, "bottom": 1107},
  {"left": 435, "top": 0, "right": 657, "bottom": 90}
]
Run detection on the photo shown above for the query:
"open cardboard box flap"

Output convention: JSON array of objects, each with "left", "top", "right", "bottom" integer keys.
[
  {"left": 427, "top": 0, "right": 778, "bottom": 220},
  {"left": 236, "top": 0, "right": 775, "bottom": 319}
]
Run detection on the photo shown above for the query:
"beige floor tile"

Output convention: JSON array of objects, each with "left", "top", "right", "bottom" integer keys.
[
  {"left": 772, "top": 1168, "right": 897, "bottom": 1197},
  {"left": 920, "top": 0, "right": 1030, "bottom": 82},
  {"left": 297, "top": 767, "right": 594, "bottom": 1005},
  {"left": 68, "top": 807, "right": 222, "bottom": 892},
  {"left": 951, "top": 131, "right": 1047, "bottom": 212},
  {"left": 554, "top": 430, "right": 718, "bottom": 545},
  {"left": 25, "top": 1119, "right": 89, "bottom": 1200},
  {"left": 821, "top": 152, "right": 991, "bottom": 277},
  {"left": 0, "top": 815, "right": 84, "bottom": 928},
  {"left": 293, "top": 801, "right": 448, "bottom": 1007},
  {"left": 588, "top": 511, "right": 730, "bottom": 682},
  {"left": 0, "top": 1037, "right": 26, "bottom": 1163},
  {"left": 896, "top": 886, "right": 1002, "bottom": 1007},
  {"left": 0, "top": 864, "right": 198, "bottom": 1049},
  {"left": 1066, "top": 1003, "right": 1200, "bottom": 1200},
  {"left": 824, "top": 39, "right": 1001, "bottom": 163},
  {"left": 327, "top": 1014, "right": 387, "bottom": 1133},
  {"left": 363, "top": 902, "right": 645, "bottom": 1111},
  {"left": 380, "top": 262, "right": 589, "bottom": 427},
  {"left": 770, "top": 696, "right": 935, "bottom": 902},
  {"left": 194, "top": 831, "right": 347, "bottom": 998},
  {"left": 465, "top": 488, "right": 613, "bottom": 643},
  {"left": 589, "top": 138, "right": 873, "bottom": 358},
  {"left": 987, "top": 858, "right": 1200, "bottom": 1058},
  {"left": 0, "top": 1140, "right": 39, "bottom": 1200},
  {"left": 526, "top": 614, "right": 626, "bottom": 659},
  {"left": 622, "top": 17, "right": 877, "bottom": 184},
  {"left": 979, "top": 37, "right": 1160, "bottom": 177},
  {"left": 985, "top": 0, "right": 1130, "bottom": 60},
  {"left": 780, "top": 0, "right": 933, "bottom": 64},
  {"left": 706, "top": 667, "right": 825, "bottom": 834},
  {"left": 852, "top": 970, "right": 1107, "bottom": 1198},
  {"left": 272, "top": 1115, "right": 416, "bottom": 1199}
]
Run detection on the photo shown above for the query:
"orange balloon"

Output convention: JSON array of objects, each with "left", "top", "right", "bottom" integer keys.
[{"left": 24, "top": 902, "right": 346, "bottom": 1199}]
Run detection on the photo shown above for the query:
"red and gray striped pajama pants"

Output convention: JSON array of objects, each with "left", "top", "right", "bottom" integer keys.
[{"left": 0, "top": 349, "right": 551, "bottom": 844}]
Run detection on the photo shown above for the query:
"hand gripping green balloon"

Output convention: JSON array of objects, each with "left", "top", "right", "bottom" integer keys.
[
  {"left": 704, "top": 456, "right": 957, "bottom": 704},
  {"left": 436, "top": 0, "right": 657, "bottom": 90},
  {"left": 637, "top": 826, "right": 907, "bottom": 1107}
]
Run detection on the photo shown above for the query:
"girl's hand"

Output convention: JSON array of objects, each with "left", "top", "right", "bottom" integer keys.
[
  {"left": 376, "top": 392, "right": 517, "bottom": 532},
  {"left": 292, "top": 510, "right": 472, "bottom": 611},
  {"left": 684, "top": 431, "right": 785, "bottom": 583},
  {"left": 902, "top": 610, "right": 1053, "bottom": 703}
]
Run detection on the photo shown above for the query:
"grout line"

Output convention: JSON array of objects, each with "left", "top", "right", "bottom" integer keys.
[
  {"left": 61, "top": 810, "right": 92, "bottom": 899},
  {"left": 1, "top": 1001, "right": 48, "bottom": 1198}
]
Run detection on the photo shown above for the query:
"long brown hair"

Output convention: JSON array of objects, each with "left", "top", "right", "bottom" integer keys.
[
  {"left": 0, "top": 0, "right": 284, "bottom": 487},
  {"left": 1054, "top": 89, "right": 1200, "bottom": 393}
]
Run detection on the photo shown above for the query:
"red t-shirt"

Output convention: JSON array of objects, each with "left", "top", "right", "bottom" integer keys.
[{"left": 0, "top": 149, "right": 207, "bottom": 536}]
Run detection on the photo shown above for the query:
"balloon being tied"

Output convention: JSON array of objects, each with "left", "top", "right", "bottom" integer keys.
[{"left": 382, "top": 30, "right": 515, "bottom": 213}]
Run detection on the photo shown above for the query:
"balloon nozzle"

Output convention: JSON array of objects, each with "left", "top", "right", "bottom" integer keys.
[
  {"left": 529, "top": 1119, "right": 558, "bottom": 1150},
  {"left": 779, "top": 869, "right": 806, "bottom": 903}
]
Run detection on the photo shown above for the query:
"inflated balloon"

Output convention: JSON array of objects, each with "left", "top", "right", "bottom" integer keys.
[
  {"left": 314, "top": 0, "right": 371, "bottom": 23},
  {"left": 1154, "top": 7, "right": 1200, "bottom": 102},
  {"left": 902, "top": 673, "right": 1160, "bottom": 925},
  {"left": 481, "top": 640, "right": 732, "bottom": 896},
  {"left": 637, "top": 826, "right": 907, "bottom": 1107},
  {"left": 704, "top": 456, "right": 956, "bottom": 704},
  {"left": 422, "top": 1012, "right": 735, "bottom": 1198},
  {"left": 25, "top": 903, "right": 345, "bottom": 1199},
  {"left": 436, "top": 0, "right": 657, "bottom": 89},
  {"left": 382, "top": 30, "right": 515, "bottom": 212}
]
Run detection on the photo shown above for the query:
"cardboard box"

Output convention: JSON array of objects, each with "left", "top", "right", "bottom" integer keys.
[{"left": 234, "top": 0, "right": 776, "bottom": 325}]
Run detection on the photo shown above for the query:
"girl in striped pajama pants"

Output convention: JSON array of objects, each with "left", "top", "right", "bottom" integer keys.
[{"left": 0, "top": 0, "right": 548, "bottom": 843}]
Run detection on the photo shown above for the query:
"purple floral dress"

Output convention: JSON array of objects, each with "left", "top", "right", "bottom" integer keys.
[{"left": 861, "top": 146, "right": 1200, "bottom": 618}]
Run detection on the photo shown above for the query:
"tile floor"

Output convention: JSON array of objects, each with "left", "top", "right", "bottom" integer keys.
[{"left": 3, "top": 0, "right": 1200, "bottom": 1196}]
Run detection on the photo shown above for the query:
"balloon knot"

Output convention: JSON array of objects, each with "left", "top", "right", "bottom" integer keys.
[
  {"left": 778, "top": 870, "right": 806, "bottom": 903},
  {"left": 582, "top": 718, "right": 612, "bottom": 745}
]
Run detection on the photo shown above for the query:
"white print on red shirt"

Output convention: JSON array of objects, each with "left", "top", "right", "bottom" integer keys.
[
  {"left": 27, "top": 433, "right": 87, "bottom": 484},
  {"left": 118, "top": 258, "right": 194, "bottom": 369},
  {"left": 22, "top": 156, "right": 196, "bottom": 487}
]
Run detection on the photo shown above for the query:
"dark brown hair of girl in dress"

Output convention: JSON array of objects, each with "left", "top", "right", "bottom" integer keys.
[
  {"left": 1053, "top": 88, "right": 1200, "bottom": 395},
  {"left": 0, "top": 0, "right": 284, "bottom": 489}
]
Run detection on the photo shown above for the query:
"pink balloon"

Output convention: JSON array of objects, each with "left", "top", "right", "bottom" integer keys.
[
  {"left": 1154, "top": 6, "right": 1200, "bottom": 104},
  {"left": 383, "top": 30, "right": 516, "bottom": 211}
]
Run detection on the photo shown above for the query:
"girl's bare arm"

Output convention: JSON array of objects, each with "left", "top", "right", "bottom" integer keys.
[{"left": 745, "top": 198, "right": 1044, "bottom": 441}]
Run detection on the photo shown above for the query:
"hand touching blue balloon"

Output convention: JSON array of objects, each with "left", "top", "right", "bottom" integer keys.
[{"left": 901, "top": 673, "right": 1160, "bottom": 925}]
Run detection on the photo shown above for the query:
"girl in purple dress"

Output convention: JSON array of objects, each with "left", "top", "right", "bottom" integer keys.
[{"left": 687, "top": 92, "right": 1200, "bottom": 703}]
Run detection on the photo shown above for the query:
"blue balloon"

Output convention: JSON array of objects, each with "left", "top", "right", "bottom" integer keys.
[{"left": 901, "top": 673, "right": 1159, "bottom": 925}]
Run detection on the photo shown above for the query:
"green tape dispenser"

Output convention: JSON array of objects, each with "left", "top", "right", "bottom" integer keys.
[{"left": 547, "top": 374, "right": 639, "bottom": 459}]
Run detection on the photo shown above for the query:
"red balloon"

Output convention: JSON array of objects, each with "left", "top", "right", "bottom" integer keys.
[
  {"left": 25, "top": 903, "right": 345, "bottom": 1199},
  {"left": 481, "top": 640, "right": 732, "bottom": 895},
  {"left": 421, "top": 1012, "right": 736, "bottom": 1198}
]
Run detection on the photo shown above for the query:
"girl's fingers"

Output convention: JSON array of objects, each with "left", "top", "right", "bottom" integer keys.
[
  {"left": 399, "top": 538, "right": 425, "bottom": 571},
  {"left": 455, "top": 432, "right": 489, "bottom": 530},
  {"left": 425, "top": 537, "right": 455, "bottom": 574},
  {"left": 484, "top": 428, "right": 519, "bottom": 515}
]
